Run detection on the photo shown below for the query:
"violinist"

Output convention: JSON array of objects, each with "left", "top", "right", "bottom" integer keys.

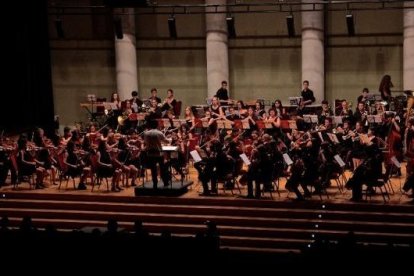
[
  {"left": 17, "top": 135, "right": 46, "bottom": 189},
  {"left": 350, "top": 121, "right": 366, "bottom": 170},
  {"left": 96, "top": 140, "right": 122, "bottom": 192},
  {"left": 33, "top": 128, "right": 57, "bottom": 185},
  {"left": 114, "top": 138, "right": 138, "bottom": 187},
  {"left": 63, "top": 141, "right": 88, "bottom": 190}
]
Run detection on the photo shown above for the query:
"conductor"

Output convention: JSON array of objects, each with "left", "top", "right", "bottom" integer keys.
[{"left": 144, "top": 120, "right": 170, "bottom": 188}]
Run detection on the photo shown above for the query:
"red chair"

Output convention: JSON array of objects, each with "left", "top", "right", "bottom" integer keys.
[{"left": 174, "top": 101, "right": 182, "bottom": 117}]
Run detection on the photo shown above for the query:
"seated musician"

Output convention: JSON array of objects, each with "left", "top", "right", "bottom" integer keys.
[
  {"left": 63, "top": 141, "right": 88, "bottom": 190},
  {"left": 244, "top": 106, "right": 258, "bottom": 132},
  {"left": 264, "top": 109, "right": 281, "bottom": 138},
  {"left": 350, "top": 121, "right": 366, "bottom": 170},
  {"left": 146, "top": 99, "right": 162, "bottom": 121},
  {"left": 255, "top": 101, "right": 266, "bottom": 119},
  {"left": 148, "top": 88, "right": 161, "bottom": 104},
  {"left": 272, "top": 99, "right": 286, "bottom": 118},
  {"left": 33, "top": 127, "right": 57, "bottom": 185},
  {"left": 114, "top": 138, "right": 138, "bottom": 187},
  {"left": 96, "top": 140, "right": 122, "bottom": 192},
  {"left": 161, "top": 89, "right": 178, "bottom": 116},
  {"left": 353, "top": 101, "right": 368, "bottom": 126},
  {"left": 17, "top": 136, "right": 46, "bottom": 189},
  {"left": 226, "top": 106, "right": 241, "bottom": 121},
  {"left": 357, "top": 87, "right": 370, "bottom": 104},
  {"left": 110, "top": 92, "right": 122, "bottom": 110},
  {"left": 184, "top": 106, "right": 196, "bottom": 132},
  {"left": 130, "top": 91, "right": 143, "bottom": 113},
  {"left": 210, "top": 96, "right": 224, "bottom": 119},
  {"left": 345, "top": 128, "right": 383, "bottom": 201},
  {"left": 336, "top": 100, "right": 353, "bottom": 119},
  {"left": 318, "top": 100, "right": 333, "bottom": 124},
  {"left": 236, "top": 100, "right": 248, "bottom": 118}
]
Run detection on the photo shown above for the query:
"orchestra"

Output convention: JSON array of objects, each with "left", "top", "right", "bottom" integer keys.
[{"left": 1, "top": 83, "right": 413, "bottom": 203}]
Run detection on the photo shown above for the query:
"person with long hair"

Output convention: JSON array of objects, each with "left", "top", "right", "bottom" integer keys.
[{"left": 379, "top": 74, "right": 393, "bottom": 102}]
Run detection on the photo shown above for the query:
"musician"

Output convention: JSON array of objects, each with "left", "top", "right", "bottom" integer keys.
[
  {"left": 115, "top": 138, "right": 138, "bottom": 187},
  {"left": 63, "top": 141, "right": 88, "bottom": 190},
  {"left": 144, "top": 120, "right": 170, "bottom": 188},
  {"left": 350, "top": 121, "right": 366, "bottom": 170},
  {"left": 33, "top": 127, "right": 56, "bottom": 185},
  {"left": 272, "top": 99, "right": 285, "bottom": 118},
  {"left": 300, "top": 80, "right": 316, "bottom": 106},
  {"left": 245, "top": 106, "right": 258, "bottom": 133},
  {"left": 161, "top": 89, "right": 177, "bottom": 115},
  {"left": 346, "top": 131, "right": 383, "bottom": 201},
  {"left": 96, "top": 140, "right": 122, "bottom": 192},
  {"left": 353, "top": 102, "right": 368, "bottom": 126},
  {"left": 236, "top": 100, "right": 248, "bottom": 118},
  {"left": 146, "top": 99, "right": 162, "bottom": 121},
  {"left": 357, "top": 87, "right": 370, "bottom": 104},
  {"left": 402, "top": 118, "right": 414, "bottom": 195},
  {"left": 109, "top": 92, "right": 121, "bottom": 109},
  {"left": 184, "top": 106, "right": 196, "bottom": 131},
  {"left": 130, "top": 91, "right": 143, "bottom": 113},
  {"left": 379, "top": 74, "right": 393, "bottom": 102},
  {"left": 318, "top": 100, "right": 333, "bottom": 124},
  {"left": 336, "top": 100, "right": 353, "bottom": 119},
  {"left": 215, "top": 80, "right": 229, "bottom": 101},
  {"left": 16, "top": 136, "right": 46, "bottom": 189},
  {"left": 148, "top": 88, "right": 161, "bottom": 104},
  {"left": 226, "top": 106, "right": 241, "bottom": 121},
  {"left": 209, "top": 96, "right": 224, "bottom": 119},
  {"left": 254, "top": 101, "right": 266, "bottom": 119}
]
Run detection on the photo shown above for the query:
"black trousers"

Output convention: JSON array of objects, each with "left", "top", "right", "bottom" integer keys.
[{"left": 147, "top": 155, "right": 169, "bottom": 187}]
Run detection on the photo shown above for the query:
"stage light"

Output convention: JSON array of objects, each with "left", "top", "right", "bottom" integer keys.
[
  {"left": 55, "top": 18, "right": 64, "bottom": 39},
  {"left": 168, "top": 16, "right": 177, "bottom": 39},
  {"left": 114, "top": 17, "right": 123, "bottom": 39},
  {"left": 346, "top": 14, "right": 355, "bottom": 36},
  {"left": 286, "top": 14, "right": 295, "bottom": 37},
  {"left": 226, "top": 16, "right": 236, "bottom": 38}
]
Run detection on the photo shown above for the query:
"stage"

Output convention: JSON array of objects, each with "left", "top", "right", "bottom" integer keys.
[{"left": 134, "top": 180, "right": 194, "bottom": 196}]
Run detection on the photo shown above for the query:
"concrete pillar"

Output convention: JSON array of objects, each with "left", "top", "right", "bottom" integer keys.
[
  {"left": 114, "top": 8, "right": 138, "bottom": 101},
  {"left": 206, "top": 0, "right": 229, "bottom": 98},
  {"left": 301, "top": 1, "right": 324, "bottom": 102},
  {"left": 404, "top": 2, "right": 414, "bottom": 92}
]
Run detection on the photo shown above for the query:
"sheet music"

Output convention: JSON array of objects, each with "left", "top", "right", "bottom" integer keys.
[
  {"left": 239, "top": 153, "right": 251, "bottom": 166},
  {"left": 283, "top": 153, "right": 293, "bottom": 165},
  {"left": 162, "top": 146, "right": 178, "bottom": 152},
  {"left": 390, "top": 156, "right": 401, "bottom": 168},
  {"left": 190, "top": 150, "right": 202, "bottom": 163},
  {"left": 334, "top": 154, "right": 346, "bottom": 168}
]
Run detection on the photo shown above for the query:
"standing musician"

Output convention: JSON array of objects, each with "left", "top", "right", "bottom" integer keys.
[
  {"left": 300, "top": 80, "right": 316, "bottom": 106},
  {"left": 144, "top": 120, "right": 171, "bottom": 188},
  {"left": 357, "top": 87, "right": 370, "bottom": 104},
  {"left": 215, "top": 80, "right": 229, "bottom": 102},
  {"left": 379, "top": 74, "right": 393, "bottom": 102}
]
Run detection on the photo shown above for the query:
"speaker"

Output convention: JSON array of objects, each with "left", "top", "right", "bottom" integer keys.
[
  {"left": 346, "top": 14, "right": 355, "bottom": 36},
  {"left": 286, "top": 15, "right": 295, "bottom": 37},
  {"left": 114, "top": 18, "right": 123, "bottom": 39},
  {"left": 226, "top": 16, "right": 236, "bottom": 38},
  {"left": 55, "top": 19, "right": 64, "bottom": 39},
  {"left": 168, "top": 17, "right": 177, "bottom": 39}
]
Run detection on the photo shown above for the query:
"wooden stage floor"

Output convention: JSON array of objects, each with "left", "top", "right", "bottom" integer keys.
[{"left": 1, "top": 163, "right": 413, "bottom": 205}]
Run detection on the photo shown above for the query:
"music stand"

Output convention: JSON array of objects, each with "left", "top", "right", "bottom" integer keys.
[
  {"left": 282, "top": 153, "right": 293, "bottom": 166},
  {"left": 87, "top": 94, "right": 97, "bottom": 121},
  {"left": 289, "top": 97, "right": 302, "bottom": 106}
]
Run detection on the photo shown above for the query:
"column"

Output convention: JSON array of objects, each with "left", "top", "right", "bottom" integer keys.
[
  {"left": 206, "top": 0, "right": 229, "bottom": 98},
  {"left": 404, "top": 2, "right": 414, "bottom": 91},
  {"left": 301, "top": 0, "right": 324, "bottom": 102},
  {"left": 114, "top": 8, "right": 138, "bottom": 101}
]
